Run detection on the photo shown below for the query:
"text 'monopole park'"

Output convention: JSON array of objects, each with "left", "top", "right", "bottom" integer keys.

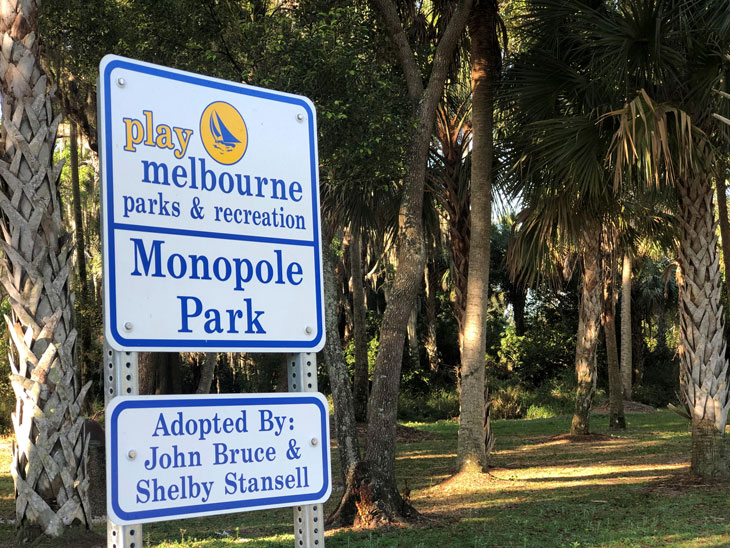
[{"left": 99, "top": 55, "right": 325, "bottom": 353}]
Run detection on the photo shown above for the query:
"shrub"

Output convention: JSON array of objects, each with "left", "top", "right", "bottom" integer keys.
[{"left": 398, "top": 389, "right": 459, "bottom": 422}]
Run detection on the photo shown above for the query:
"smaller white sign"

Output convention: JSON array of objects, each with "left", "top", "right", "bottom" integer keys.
[{"left": 106, "top": 394, "right": 331, "bottom": 524}]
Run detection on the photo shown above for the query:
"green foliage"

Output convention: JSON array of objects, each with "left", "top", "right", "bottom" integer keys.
[
  {"left": 0, "top": 299, "right": 13, "bottom": 433},
  {"left": 397, "top": 389, "right": 459, "bottom": 422},
  {"left": 486, "top": 275, "right": 579, "bottom": 420},
  {"left": 632, "top": 349, "right": 680, "bottom": 409},
  {"left": 489, "top": 371, "right": 577, "bottom": 420}
]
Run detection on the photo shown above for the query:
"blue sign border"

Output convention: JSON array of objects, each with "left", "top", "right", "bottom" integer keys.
[
  {"left": 109, "top": 396, "right": 330, "bottom": 522},
  {"left": 101, "top": 57, "right": 324, "bottom": 350}
]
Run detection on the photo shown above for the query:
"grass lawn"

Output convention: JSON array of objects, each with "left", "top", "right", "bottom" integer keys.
[{"left": 1, "top": 410, "right": 729, "bottom": 547}]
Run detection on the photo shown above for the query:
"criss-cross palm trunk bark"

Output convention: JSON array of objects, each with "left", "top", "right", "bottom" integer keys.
[
  {"left": 571, "top": 227, "right": 602, "bottom": 435},
  {"left": 457, "top": 0, "right": 498, "bottom": 472},
  {"left": 0, "top": 0, "right": 90, "bottom": 538},
  {"left": 676, "top": 175, "right": 730, "bottom": 478}
]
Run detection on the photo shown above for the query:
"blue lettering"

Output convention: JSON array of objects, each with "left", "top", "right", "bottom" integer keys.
[
  {"left": 224, "top": 472, "right": 237, "bottom": 494},
  {"left": 214, "top": 442, "right": 228, "bottom": 465},
  {"left": 141, "top": 160, "right": 170, "bottom": 185},
  {"left": 136, "top": 480, "right": 150, "bottom": 503},
  {"left": 287, "top": 262, "right": 303, "bottom": 285},
  {"left": 244, "top": 298, "right": 266, "bottom": 334},
  {"left": 178, "top": 296, "right": 202, "bottom": 333},
  {"left": 152, "top": 413, "right": 169, "bottom": 437},
  {"left": 131, "top": 239, "right": 165, "bottom": 278}
]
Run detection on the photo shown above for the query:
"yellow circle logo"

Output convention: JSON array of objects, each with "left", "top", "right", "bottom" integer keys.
[{"left": 200, "top": 101, "right": 248, "bottom": 165}]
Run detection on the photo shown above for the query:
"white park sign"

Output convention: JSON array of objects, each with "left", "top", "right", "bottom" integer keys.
[
  {"left": 99, "top": 55, "right": 324, "bottom": 351},
  {"left": 106, "top": 393, "right": 331, "bottom": 524}
]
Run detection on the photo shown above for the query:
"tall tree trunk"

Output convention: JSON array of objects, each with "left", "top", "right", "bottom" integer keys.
[
  {"left": 457, "top": 0, "right": 498, "bottom": 472},
  {"left": 196, "top": 353, "right": 217, "bottom": 394},
  {"left": 406, "top": 303, "right": 418, "bottom": 361},
  {"left": 321, "top": 235, "right": 362, "bottom": 527},
  {"left": 602, "top": 231, "right": 625, "bottom": 430},
  {"left": 69, "top": 123, "right": 87, "bottom": 294},
  {"left": 676, "top": 175, "right": 730, "bottom": 478},
  {"left": 656, "top": 308, "right": 667, "bottom": 353},
  {"left": 69, "top": 123, "right": 90, "bottom": 390},
  {"left": 715, "top": 159, "right": 730, "bottom": 307},
  {"left": 512, "top": 288, "right": 526, "bottom": 336},
  {"left": 363, "top": 0, "right": 473, "bottom": 524},
  {"left": 424, "top": 251, "right": 440, "bottom": 372},
  {"left": 620, "top": 252, "right": 632, "bottom": 400},
  {"left": 137, "top": 352, "right": 156, "bottom": 395},
  {"left": 571, "top": 227, "right": 602, "bottom": 435},
  {"left": 351, "top": 228, "right": 369, "bottom": 422},
  {"left": 449, "top": 193, "right": 470, "bottom": 348},
  {"left": 0, "top": 2, "right": 90, "bottom": 537},
  {"left": 631, "top": 303, "right": 645, "bottom": 386}
]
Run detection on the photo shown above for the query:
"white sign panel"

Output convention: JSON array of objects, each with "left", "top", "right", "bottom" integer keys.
[
  {"left": 106, "top": 394, "right": 331, "bottom": 524},
  {"left": 98, "top": 55, "right": 324, "bottom": 351}
]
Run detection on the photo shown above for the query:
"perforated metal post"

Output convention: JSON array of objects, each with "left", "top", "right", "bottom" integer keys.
[
  {"left": 287, "top": 353, "right": 325, "bottom": 548},
  {"left": 104, "top": 340, "right": 142, "bottom": 548}
]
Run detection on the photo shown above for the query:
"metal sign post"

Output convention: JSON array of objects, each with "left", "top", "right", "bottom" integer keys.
[
  {"left": 103, "top": 341, "right": 142, "bottom": 548},
  {"left": 288, "top": 353, "right": 325, "bottom": 547}
]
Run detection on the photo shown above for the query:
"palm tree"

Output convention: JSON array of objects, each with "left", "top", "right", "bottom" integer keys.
[
  {"left": 510, "top": 0, "right": 730, "bottom": 473},
  {"left": 0, "top": 0, "right": 90, "bottom": 538},
  {"left": 429, "top": 87, "right": 472, "bottom": 345},
  {"left": 502, "top": 1, "right": 618, "bottom": 434},
  {"left": 457, "top": 0, "right": 503, "bottom": 471}
]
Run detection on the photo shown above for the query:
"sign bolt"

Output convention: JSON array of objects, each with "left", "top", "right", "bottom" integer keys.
[
  {"left": 305, "top": 326, "right": 312, "bottom": 334},
  {"left": 116, "top": 77, "right": 126, "bottom": 88},
  {"left": 296, "top": 113, "right": 304, "bottom": 122},
  {"left": 310, "top": 438, "right": 318, "bottom": 447},
  {"left": 127, "top": 450, "right": 136, "bottom": 460},
  {"left": 124, "top": 322, "right": 133, "bottom": 331}
]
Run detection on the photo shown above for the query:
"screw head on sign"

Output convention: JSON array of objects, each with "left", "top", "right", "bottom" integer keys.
[
  {"left": 305, "top": 326, "right": 313, "bottom": 334},
  {"left": 310, "top": 438, "right": 318, "bottom": 447},
  {"left": 296, "top": 113, "right": 304, "bottom": 122},
  {"left": 124, "top": 322, "right": 133, "bottom": 331},
  {"left": 127, "top": 450, "right": 136, "bottom": 460},
  {"left": 117, "top": 77, "right": 126, "bottom": 88}
]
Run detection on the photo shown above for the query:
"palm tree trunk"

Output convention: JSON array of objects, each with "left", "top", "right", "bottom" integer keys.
[
  {"left": 457, "top": 0, "right": 498, "bottom": 472},
  {"left": 715, "top": 159, "right": 730, "bottom": 307},
  {"left": 0, "top": 1, "right": 90, "bottom": 537},
  {"left": 571, "top": 227, "right": 602, "bottom": 435},
  {"left": 350, "top": 228, "right": 369, "bottom": 422},
  {"left": 602, "top": 231, "right": 625, "bottom": 430},
  {"left": 620, "top": 252, "right": 632, "bottom": 400},
  {"left": 676, "top": 175, "right": 730, "bottom": 477},
  {"left": 631, "top": 305, "right": 645, "bottom": 385}
]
